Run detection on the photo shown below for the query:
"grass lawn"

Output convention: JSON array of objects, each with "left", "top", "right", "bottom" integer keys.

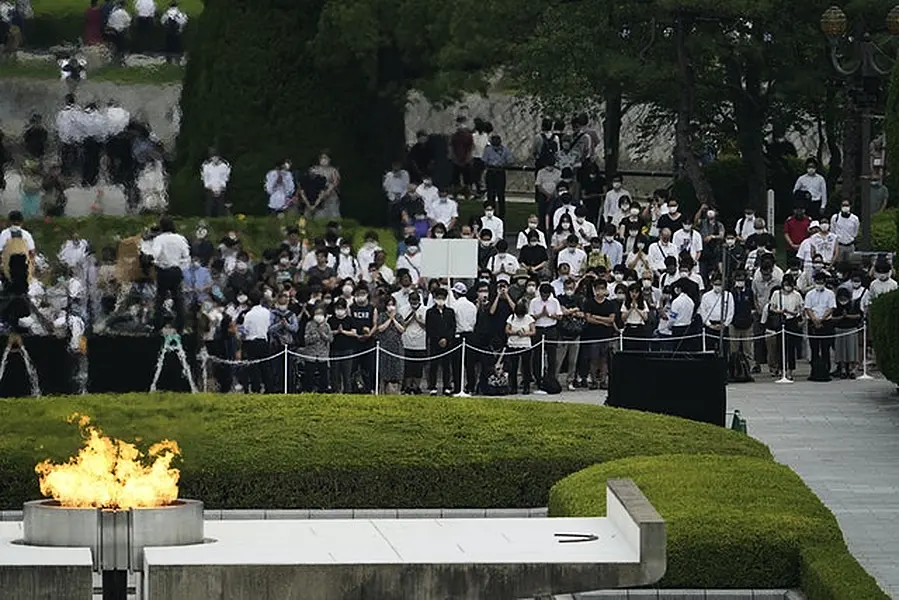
[{"left": 0, "top": 60, "right": 185, "bottom": 84}]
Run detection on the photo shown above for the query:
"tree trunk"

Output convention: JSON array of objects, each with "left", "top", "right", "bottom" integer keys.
[
  {"left": 842, "top": 102, "right": 861, "bottom": 207},
  {"left": 674, "top": 17, "right": 715, "bottom": 206},
  {"left": 603, "top": 82, "right": 623, "bottom": 176},
  {"left": 727, "top": 57, "right": 766, "bottom": 213},
  {"left": 824, "top": 86, "right": 843, "bottom": 190}
]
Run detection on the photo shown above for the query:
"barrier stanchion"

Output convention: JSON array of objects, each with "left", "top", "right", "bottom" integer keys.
[
  {"left": 454, "top": 339, "right": 471, "bottom": 397},
  {"left": 282, "top": 344, "right": 289, "bottom": 394},
  {"left": 701, "top": 329, "right": 707, "bottom": 352},
  {"left": 200, "top": 350, "right": 208, "bottom": 393},
  {"left": 618, "top": 330, "right": 624, "bottom": 352},
  {"left": 374, "top": 341, "right": 381, "bottom": 396},
  {"left": 858, "top": 323, "right": 874, "bottom": 380},
  {"left": 776, "top": 326, "right": 792, "bottom": 384}
]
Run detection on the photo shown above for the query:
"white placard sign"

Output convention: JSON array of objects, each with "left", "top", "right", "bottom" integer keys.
[{"left": 419, "top": 238, "right": 478, "bottom": 279}]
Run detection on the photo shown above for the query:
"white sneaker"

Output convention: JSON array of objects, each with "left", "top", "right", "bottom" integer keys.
[
  {"left": 567, "top": 382, "right": 577, "bottom": 391},
  {"left": 429, "top": 389, "right": 438, "bottom": 396}
]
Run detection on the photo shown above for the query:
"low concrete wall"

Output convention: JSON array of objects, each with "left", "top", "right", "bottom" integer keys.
[{"left": 0, "top": 565, "right": 93, "bottom": 599}]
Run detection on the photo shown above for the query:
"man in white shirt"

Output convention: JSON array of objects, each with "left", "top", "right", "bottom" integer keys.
[
  {"left": 863, "top": 267, "right": 898, "bottom": 312},
  {"left": 557, "top": 234, "right": 587, "bottom": 277},
  {"left": 160, "top": 0, "right": 188, "bottom": 63},
  {"left": 202, "top": 149, "right": 231, "bottom": 216},
  {"left": 830, "top": 200, "right": 859, "bottom": 263},
  {"left": 449, "top": 282, "right": 477, "bottom": 394},
  {"left": 106, "top": 1, "right": 132, "bottom": 64},
  {"left": 356, "top": 232, "right": 382, "bottom": 274},
  {"left": 535, "top": 162, "right": 562, "bottom": 230},
  {"left": 552, "top": 192, "right": 578, "bottom": 230},
  {"left": 104, "top": 100, "right": 130, "bottom": 138},
  {"left": 487, "top": 239, "right": 519, "bottom": 283},
  {"left": 796, "top": 220, "right": 818, "bottom": 272},
  {"left": 809, "top": 219, "right": 837, "bottom": 265},
  {"left": 793, "top": 157, "right": 828, "bottom": 219},
  {"left": 804, "top": 272, "right": 837, "bottom": 381},
  {"left": 602, "top": 174, "right": 631, "bottom": 225},
  {"left": 599, "top": 224, "right": 623, "bottom": 267},
  {"left": 426, "top": 189, "right": 458, "bottom": 230},
  {"left": 134, "top": 0, "right": 156, "bottom": 52},
  {"left": 479, "top": 201, "right": 504, "bottom": 245},
  {"left": 56, "top": 95, "right": 81, "bottom": 177},
  {"left": 573, "top": 207, "right": 597, "bottom": 246},
  {"left": 0, "top": 211, "right": 36, "bottom": 260},
  {"left": 697, "top": 273, "right": 734, "bottom": 352},
  {"left": 516, "top": 215, "right": 547, "bottom": 249},
  {"left": 238, "top": 292, "right": 273, "bottom": 393},
  {"left": 383, "top": 161, "right": 410, "bottom": 203},
  {"left": 529, "top": 283, "right": 562, "bottom": 385},
  {"left": 648, "top": 227, "right": 678, "bottom": 275},
  {"left": 734, "top": 208, "right": 756, "bottom": 242},
  {"left": 667, "top": 279, "right": 696, "bottom": 343},
  {"left": 150, "top": 216, "right": 190, "bottom": 333},
  {"left": 58, "top": 232, "right": 89, "bottom": 274},
  {"left": 415, "top": 177, "right": 439, "bottom": 210},
  {"left": 264, "top": 160, "right": 295, "bottom": 213},
  {"left": 672, "top": 220, "right": 703, "bottom": 263}
]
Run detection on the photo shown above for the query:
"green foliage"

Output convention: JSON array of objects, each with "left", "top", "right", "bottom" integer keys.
[
  {"left": 872, "top": 209, "right": 898, "bottom": 253},
  {"left": 869, "top": 290, "right": 899, "bottom": 384},
  {"left": 0, "top": 394, "right": 770, "bottom": 509},
  {"left": 886, "top": 59, "right": 899, "bottom": 206},
  {"left": 24, "top": 0, "right": 203, "bottom": 51},
  {"left": 548, "top": 455, "right": 888, "bottom": 599},
  {"left": 12, "top": 215, "right": 397, "bottom": 268}
]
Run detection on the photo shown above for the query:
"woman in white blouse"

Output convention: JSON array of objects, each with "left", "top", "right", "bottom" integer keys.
[
  {"left": 764, "top": 276, "right": 805, "bottom": 380},
  {"left": 505, "top": 302, "right": 536, "bottom": 394},
  {"left": 621, "top": 283, "right": 650, "bottom": 351}
]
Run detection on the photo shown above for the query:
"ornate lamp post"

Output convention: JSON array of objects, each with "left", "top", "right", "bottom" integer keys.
[{"left": 820, "top": 5, "right": 899, "bottom": 250}]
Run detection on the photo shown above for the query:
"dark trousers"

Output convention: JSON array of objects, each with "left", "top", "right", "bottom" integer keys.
[
  {"left": 583, "top": 194, "right": 601, "bottom": 225},
  {"left": 452, "top": 333, "right": 476, "bottom": 394},
  {"left": 82, "top": 138, "right": 102, "bottom": 186},
  {"left": 536, "top": 192, "right": 552, "bottom": 233},
  {"left": 330, "top": 349, "right": 354, "bottom": 392},
  {"left": 135, "top": 16, "right": 154, "bottom": 52},
  {"left": 241, "top": 339, "right": 270, "bottom": 393},
  {"left": 485, "top": 169, "right": 507, "bottom": 218},
  {"left": 753, "top": 316, "right": 768, "bottom": 366},
  {"left": 623, "top": 325, "right": 648, "bottom": 352},
  {"left": 809, "top": 324, "right": 833, "bottom": 380},
  {"left": 205, "top": 191, "right": 228, "bottom": 217},
  {"left": 109, "top": 31, "right": 128, "bottom": 63},
  {"left": 783, "top": 319, "right": 802, "bottom": 371},
  {"left": 427, "top": 344, "right": 452, "bottom": 391},
  {"left": 303, "top": 358, "right": 330, "bottom": 392},
  {"left": 60, "top": 142, "right": 80, "bottom": 177},
  {"left": 532, "top": 326, "right": 558, "bottom": 384},
  {"left": 472, "top": 158, "right": 485, "bottom": 192},
  {"left": 505, "top": 347, "right": 533, "bottom": 391},
  {"left": 356, "top": 342, "right": 376, "bottom": 392},
  {"left": 154, "top": 267, "right": 185, "bottom": 332}
]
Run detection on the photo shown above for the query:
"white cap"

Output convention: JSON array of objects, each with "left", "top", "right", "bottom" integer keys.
[
  {"left": 452, "top": 282, "right": 468, "bottom": 295},
  {"left": 808, "top": 220, "right": 820, "bottom": 231}
]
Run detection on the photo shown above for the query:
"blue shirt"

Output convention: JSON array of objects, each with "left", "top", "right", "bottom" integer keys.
[
  {"left": 482, "top": 144, "right": 513, "bottom": 167},
  {"left": 184, "top": 265, "right": 212, "bottom": 303}
]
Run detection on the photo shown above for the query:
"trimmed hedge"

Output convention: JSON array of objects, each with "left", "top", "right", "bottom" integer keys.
[
  {"left": 869, "top": 289, "right": 899, "bottom": 385},
  {"left": 10, "top": 215, "right": 398, "bottom": 268},
  {"left": 548, "top": 455, "right": 888, "bottom": 599},
  {"left": 872, "top": 209, "right": 898, "bottom": 253},
  {"left": 0, "top": 394, "right": 770, "bottom": 509},
  {"left": 24, "top": 0, "right": 204, "bottom": 51}
]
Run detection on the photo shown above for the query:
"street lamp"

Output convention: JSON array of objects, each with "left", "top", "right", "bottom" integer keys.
[{"left": 820, "top": 5, "right": 899, "bottom": 251}]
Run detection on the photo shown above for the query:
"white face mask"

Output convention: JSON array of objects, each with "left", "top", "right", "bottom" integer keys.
[
  {"left": 629, "top": 207, "right": 639, "bottom": 216},
  {"left": 264, "top": 290, "right": 274, "bottom": 300},
  {"left": 604, "top": 236, "right": 614, "bottom": 242},
  {"left": 669, "top": 205, "right": 678, "bottom": 213},
  {"left": 841, "top": 206, "right": 851, "bottom": 215},
  {"left": 485, "top": 210, "right": 494, "bottom": 218},
  {"left": 435, "top": 299, "right": 446, "bottom": 307},
  {"left": 237, "top": 295, "right": 248, "bottom": 304},
  {"left": 526, "top": 285, "right": 537, "bottom": 294},
  {"left": 434, "top": 232, "right": 445, "bottom": 238},
  {"left": 683, "top": 224, "right": 692, "bottom": 231},
  {"left": 561, "top": 223, "right": 570, "bottom": 230},
  {"left": 313, "top": 314, "right": 326, "bottom": 323},
  {"left": 615, "top": 293, "right": 626, "bottom": 302},
  {"left": 236, "top": 261, "right": 248, "bottom": 272},
  {"left": 407, "top": 245, "right": 419, "bottom": 255},
  {"left": 279, "top": 257, "right": 289, "bottom": 265},
  {"left": 878, "top": 273, "right": 890, "bottom": 281},
  {"left": 613, "top": 273, "right": 624, "bottom": 282},
  {"left": 612, "top": 182, "right": 622, "bottom": 190},
  {"left": 734, "top": 281, "right": 745, "bottom": 289},
  {"left": 423, "top": 179, "right": 432, "bottom": 187},
  {"left": 576, "top": 217, "right": 585, "bottom": 224},
  {"left": 320, "top": 157, "right": 330, "bottom": 167},
  {"left": 725, "top": 239, "right": 736, "bottom": 247},
  {"left": 642, "top": 279, "right": 652, "bottom": 289},
  {"left": 528, "top": 221, "right": 538, "bottom": 229},
  {"left": 713, "top": 284, "right": 722, "bottom": 293},
  {"left": 196, "top": 229, "right": 207, "bottom": 239},
  {"left": 340, "top": 247, "right": 351, "bottom": 255},
  {"left": 342, "top": 285, "right": 354, "bottom": 295},
  {"left": 820, "top": 223, "right": 830, "bottom": 232}
]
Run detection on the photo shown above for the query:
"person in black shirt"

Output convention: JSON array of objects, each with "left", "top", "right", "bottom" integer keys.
[
  {"left": 351, "top": 287, "right": 377, "bottom": 393},
  {"left": 425, "top": 287, "right": 456, "bottom": 394},
  {"left": 23, "top": 114, "right": 48, "bottom": 160},
  {"left": 728, "top": 270, "right": 755, "bottom": 363},
  {"left": 579, "top": 160, "right": 605, "bottom": 224},
  {"left": 556, "top": 278, "right": 585, "bottom": 389},
  {"left": 744, "top": 219, "right": 775, "bottom": 253},
  {"left": 477, "top": 229, "right": 496, "bottom": 268},
  {"left": 656, "top": 198, "right": 685, "bottom": 233},
  {"left": 519, "top": 230, "right": 549, "bottom": 278},
  {"left": 832, "top": 286, "right": 862, "bottom": 378},
  {"left": 329, "top": 299, "right": 357, "bottom": 392},
  {"left": 582, "top": 278, "right": 618, "bottom": 390},
  {"left": 406, "top": 130, "right": 434, "bottom": 184}
]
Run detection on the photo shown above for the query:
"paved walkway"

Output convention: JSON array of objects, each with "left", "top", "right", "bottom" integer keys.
[{"left": 518, "top": 376, "right": 899, "bottom": 597}]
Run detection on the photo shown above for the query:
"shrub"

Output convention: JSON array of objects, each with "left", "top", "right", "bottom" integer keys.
[
  {"left": 548, "top": 455, "right": 887, "bottom": 599},
  {"left": 869, "top": 290, "right": 899, "bottom": 385},
  {"left": 872, "top": 209, "right": 898, "bottom": 253},
  {"left": 171, "top": 0, "right": 404, "bottom": 224},
  {"left": 13, "top": 215, "right": 398, "bottom": 267},
  {"left": 25, "top": 0, "right": 204, "bottom": 51},
  {"left": 0, "top": 394, "right": 770, "bottom": 509}
]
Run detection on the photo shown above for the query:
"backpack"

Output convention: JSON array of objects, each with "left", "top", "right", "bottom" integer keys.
[
  {"left": 541, "top": 376, "right": 562, "bottom": 395},
  {"left": 535, "top": 134, "right": 558, "bottom": 169},
  {"left": 728, "top": 351, "right": 754, "bottom": 383}
]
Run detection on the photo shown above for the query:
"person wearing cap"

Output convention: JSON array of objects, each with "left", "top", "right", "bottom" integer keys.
[
  {"left": 783, "top": 203, "right": 811, "bottom": 263},
  {"left": 795, "top": 220, "right": 819, "bottom": 273},
  {"left": 793, "top": 158, "right": 828, "bottom": 219},
  {"left": 804, "top": 270, "right": 837, "bottom": 381},
  {"left": 449, "top": 282, "right": 477, "bottom": 394},
  {"left": 425, "top": 287, "right": 456, "bottom": 395}
]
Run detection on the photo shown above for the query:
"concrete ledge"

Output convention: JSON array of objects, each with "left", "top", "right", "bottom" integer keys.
[
  {"left": 0, "top": 525, "right": 93, "bottom": 600},
  {"left": 548, "top": 590, "right": 805, "bottom": 599},
  {"left": 606, "top": 479, "right": 666, "bottom": 586}
]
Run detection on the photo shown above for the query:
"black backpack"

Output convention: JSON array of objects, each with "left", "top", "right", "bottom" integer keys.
[
  {"left": 535, "top": 134, "right": 558, "bottom": 169},
  {"left": 541, "top": 376, "right": 562, "bottom": 395}
]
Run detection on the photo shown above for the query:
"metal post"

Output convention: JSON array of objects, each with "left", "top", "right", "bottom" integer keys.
[
  {"left": 858, "top": 323, "right": 874, "bottom": 380},
  {"left": 283, "top": 344, "right": 289, "bottom": 394},
  {"left": 374, "top": 342, "right": 381, "bottom": 395},
  {"left": 618, "top": 330, "right": 624, "bottom": 352},
  {"left": 776, "top": 326, "right": 792, "bottom": 384},
  {"left": 701, "top": 329, "right": 707, "bottom": 352},
  {"left": 860, "top": 111, "right": 873, "bottom": 250},
  {"left": 454, "top": 339, "right": 471, "bottom": 397}
]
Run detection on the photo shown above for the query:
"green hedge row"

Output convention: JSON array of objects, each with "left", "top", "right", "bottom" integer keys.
[
  {"left": 548, "top": 454, "right": 888, "bottom": 599},
  {"left": 869, "top": 290, "right": 899, "bottom": 385},
  {"left": 12, "top": 215, "right": 398, "bottom": 268},
  {"left": 24, "top": 0, "right": 204, "bottom": 51},
  {"left": 0, "top": 393, "right": 770, "bottom": 509}
]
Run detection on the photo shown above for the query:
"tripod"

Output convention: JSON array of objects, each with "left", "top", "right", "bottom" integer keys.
[
  {"left": 149, "top": 331, "right": 197, "bottom": 393},
  {"left": 0, "top": 334, "right": 41, "bottom": 397}
]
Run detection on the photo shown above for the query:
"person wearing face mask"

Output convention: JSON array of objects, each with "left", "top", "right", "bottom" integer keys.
[
  {"left": 831, "top": 286, "right": 862, "bottom": 379},
  {"left": 555, "top": 278, "right": 585, "bottom": 389},
  {"left": 482, "top": 133, "right": 512, "bottom": 217},
  {"left": 619, "top": 282, "right": 649, "bottom": 351},
  {"left": 697, "top": 272, "right": 734, "bottom": 353},
  {"left": 235, "top": 292, "right": 274, "bottom": 393},
  {"left": 551, "top": 190, "right": 578, "bottom": 231},
  {"left": 487, "top": 239, "right": 519, "bottom": 284},
  {"left": 729, "top": 270, "right": 755, "bottom": 364},
  {"left": 581, "top": 279, "right": 617, "bottom": 390},
  {"left": 476, "top": 229, "right": 497, "bottom": 269},
  {"left": 305, "top": 249, "right": 337, "bottom": 288},
  {"left": 793, "top": 157, "right": 827, "bottom": 219},
  {"left": 395, "top": 238, "right": 423, "bottom": 286},
  {"left": 516, "top": 214, "right": 547, "bottom": 250},
  {"left": 647, "top": 227, "right": 678, "bottom": 275},
  {"left": 415, "top": 175, "right": 440, "bottom": 210},
  {"left": 502, "top": 300, "right": 536, "bottom": 394},
  {"left": 599, "top": 224, "right": 623, "bottom": 268},
  {"left": 300, "top": 304, "right": 333, "bottom": 391},
  {"left": 183, "top": 255, "right": 212, "bottom": 315},
  {"left": 735, "top": 208, "right": 756, "bottom": 243},
  {"left": 190, "top": 223, "right": 214, "bottom": 265},
  {"left": 0, "top": 211, "right": 36, "bottom": 271},
  {"left": 201, "top": 149, "right": 231, "bottom": 217},
  {"left": 672, "top": 219, "right": 702, "bottom": 267},
  {"left": 449, "top": 282, "right": 478, "bottom": 394},
  {"left": 350, "top": 287, "right": 378, "bottom": 393},
  {"left": 720, "top": 233, "right": 746, "bottom": 282},
  {"left": 264, "top": 159, "right": 296, "bottom": 214},
  {"left": 796, "top": 253, "right": 827, "bottom": 294},
  {"left": 306, "top": 152, "right": 342, "bottom": 219},
  {"left": 272, "top": 252, "right": 295, "bottom": 285},
  {"left": 795, "top": 220, "right": 819, "bottom": 273},
  {"left": 697, "top": 206, "right": 724, "bottom": 280},
  {"left": 804, "top": 271, "right": 837, "bottom": 381},
  {"left": 572, "top": 206, "right": 597, "bottom": 247},
  {"left": 480, "top": 201, "right": 504, "bottom": 244},
  {"left": 425, "top": 288, "right": 456, "bottom": 395},
  {"left": 602, "top": 174, "right": 630, "bottom": 225},
  {"left": 830, "top": 201, "right": 859, "bottom": 264},
  {"left": 527, "top": 283, "right": 561, "bottom": 388},
  {"left": 327, "top": 299, "right": 357, "bottom": 392},
  {"left": 764, "top": 277, "right": 803, "bottom": 380},
  {"left": 558, "top": 234, "right": 588, "bottom": 277},
  {"left": 373, "top": 297, "right": 405, "bottom": 394},
  {"left": 810, "top": 217, "right": 837, "bottom": 266},
  {"left": 585, "top": 236, "right": 612, "bottom": 271},
  {"left": 863, "top": 261, "right": 898, "bottom": 312},
  {"left": 656, "top": 199, "right": 684, "bottom": 233},
  {"left": 535, "top": 158, "right": 562, "bottom": 232},
  {"left": 519, "top": 231, "right": 549, "bottom": 279},
  {"left": 335, "top": 240, "right": 362, "bottom": 282},
  {"left": 550, "top": 213, "right": 575, "bottom": 254},
  {"left": 355, "top": 231, "right": 382, "bottom": 275},
  {"left": 426, "top": 189, "right": 458, "bottom": 230},
  {"left": 398, "top": 291, "right": 427, "bottom": 393}
]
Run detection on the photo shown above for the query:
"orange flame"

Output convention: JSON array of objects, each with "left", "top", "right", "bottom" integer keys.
[{"left": 35, "top": 414, "right": 181, "bottom": 509}]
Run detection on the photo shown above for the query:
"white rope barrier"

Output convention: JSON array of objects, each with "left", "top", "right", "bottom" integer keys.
[{"left": 287, "top": 345, "right": 377, "bottom": 361}]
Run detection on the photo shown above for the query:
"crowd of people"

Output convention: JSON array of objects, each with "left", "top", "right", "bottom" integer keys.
[{"left": 0, "top": 111, "right": 897, "bottom": 396}]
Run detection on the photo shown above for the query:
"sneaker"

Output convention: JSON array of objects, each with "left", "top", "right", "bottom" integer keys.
[
  {"left": 443, "top": 388, "right": 453, "bottom": 396},
  {"left": 588, "top": 380, "right": 599, "bottom": 391},
  {"left": 567, "top": 382, "right": 577, "bottom": 391},
  {"left": 521, "top": 385, "right": 531, "bottom": 395},
  {"left": 429, "top": 389, "right": 438, "bottom": 396},
  {"left": 751, "top": 365, "right": 762, "bottom": 374}
]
